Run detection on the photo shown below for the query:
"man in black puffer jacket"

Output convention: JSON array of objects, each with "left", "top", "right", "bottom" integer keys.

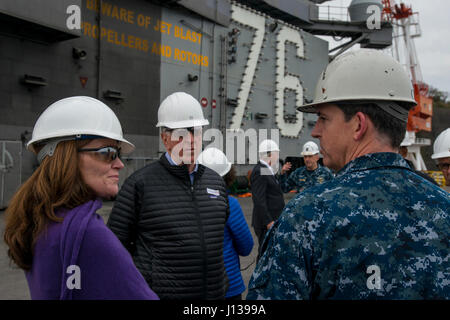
[{"left": 107, "top": 92, "right": 229, "bottom": 299}]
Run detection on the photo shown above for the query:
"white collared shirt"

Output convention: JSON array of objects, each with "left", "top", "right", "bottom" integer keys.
[
  {"left": 165, "top": 152, "right": 198, "bottom": 185},
  {"left": 259, "top": 159, "right": 275, "bottom": 176}
]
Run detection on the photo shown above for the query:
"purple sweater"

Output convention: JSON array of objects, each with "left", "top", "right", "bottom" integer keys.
[{"left": 25, "top": 200, "right": 159, "bottom": 300}]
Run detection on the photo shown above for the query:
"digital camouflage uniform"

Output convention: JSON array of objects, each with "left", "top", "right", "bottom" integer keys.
[
  {"left": 247, "top": 153, "right": 450, "bottom": 300},
  {"left": 279, "top": 164, "right": 334, "bottom": 193}
]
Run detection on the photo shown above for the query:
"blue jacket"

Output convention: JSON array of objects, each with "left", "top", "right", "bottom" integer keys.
[
  {"left": 224, "top": 195, "right": 254, "bottom": 297},
  {"left": 248, "top": 153, "right": 450, "bottom": 300}
]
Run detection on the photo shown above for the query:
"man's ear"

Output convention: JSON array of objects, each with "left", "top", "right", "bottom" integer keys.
[
  {"left": 353, "top": 111, "right": 369, "bottom": 141},
  {"left": 161, "top": 132, "right": 170, "bottom": 150}
]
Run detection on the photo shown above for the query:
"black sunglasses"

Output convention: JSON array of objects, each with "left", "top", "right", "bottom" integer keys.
[
  {"left": 78, "top": 146, "right": 121, "bottom": 163},
  {"left": 164, "top": 127, "right": 201, "bottom": 135}
]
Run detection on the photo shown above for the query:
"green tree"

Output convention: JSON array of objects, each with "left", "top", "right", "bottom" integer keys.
[{"left": 428, "top": 86, "right": 448, "bottom": 103}]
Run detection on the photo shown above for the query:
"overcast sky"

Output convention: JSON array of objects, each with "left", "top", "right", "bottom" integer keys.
[{"left": 318, "top": 0, "right": 450, "bottom": 96}]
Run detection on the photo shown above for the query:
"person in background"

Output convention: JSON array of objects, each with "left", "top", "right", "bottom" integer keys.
[
  {"left": 431, "top": 128, "right": 450, "bottom": 192},
  {"left": 107, "top": 92, "right": 229, "bottom": 299},
  {"left": 249, "top": 139, "right": 285, "bottom": 260},
  {"left": 398, "top": 139, "right": 439, "bottom": 186},
  {"left": 3, "top": 96, "right": 158, "bottom": 300},
  {"left": 280, "top": 141, "right": 333, "bottom": 193},
  {"left": 198, "top": 147, "right": 254, "bottom": 300}
]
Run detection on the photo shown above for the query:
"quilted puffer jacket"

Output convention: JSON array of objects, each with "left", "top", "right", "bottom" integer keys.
[{"left": 107, "top": 154, "right": 229, "bottom": 300}]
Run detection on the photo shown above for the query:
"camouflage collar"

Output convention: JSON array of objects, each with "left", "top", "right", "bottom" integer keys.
[{"left": 336, "top": 152, "right": 411, "bottom": 178}]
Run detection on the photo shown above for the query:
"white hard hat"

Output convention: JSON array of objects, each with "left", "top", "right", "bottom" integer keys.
[
  {"left": 297, "top": 49, "right": 417, "bottom": 117},
  {"left": 156, "top": 92, "right": 209, "bottom": 129},
  {"left": 301, "top": 141, "right": 319, "bottom": 156},
  {"left": 27, "top": 96, "right": 134, "bottom": 156},
  {"left": 432, "top": 128, "right": 450, "bottom": 159},
  {"left": 259, "top": 139, "right": 280, "bottom": 153},
  {"left": 197, "top": 147, "right": 232, "bottom": 177}
]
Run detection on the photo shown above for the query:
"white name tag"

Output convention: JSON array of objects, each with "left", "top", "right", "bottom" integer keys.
[{"left": 206, "top": 188, "right": 220, "bottom": 197}]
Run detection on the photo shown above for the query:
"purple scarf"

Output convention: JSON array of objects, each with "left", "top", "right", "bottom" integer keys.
[{"left": 26, "top": 200, "right": 159, "bottom": 300}]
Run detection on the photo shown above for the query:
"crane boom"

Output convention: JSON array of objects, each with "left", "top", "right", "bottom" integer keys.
[{"left": 382, "top": 0, "right": 432, "bottom": 170}]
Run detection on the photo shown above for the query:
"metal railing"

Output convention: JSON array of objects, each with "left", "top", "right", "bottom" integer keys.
[
  {"left": 414, "top": 138, "right": 431, "bottom": 146},
  {"left": 1, "top": 141, "right": 23, "bottom": 209}
]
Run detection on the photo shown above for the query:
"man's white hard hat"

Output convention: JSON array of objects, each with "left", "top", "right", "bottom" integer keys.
[
  {"left": 27, "top": 96, "right": 135, "bottom": 157},
  {"left": 156, "top": 92, "right": 209, "bottom": 129},
  {"left": 432, "top": 128, "right": 450, "bottom": 159},
  {"left": 301, "top": 141, "right": 319, "bottom": 156},
  {"left": 297, "top": 49, "right": 417, "bottom": 120},
  {"left": 259, "top": 139, "right": 280, "bottom": 153},
  {"left": 197, "top": 147, "right": 232, "bottom": 177}
]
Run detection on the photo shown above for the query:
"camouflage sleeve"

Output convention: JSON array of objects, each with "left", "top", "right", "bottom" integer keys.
[
  {"left": 279, "top": 173, "right": 291, "bottom": 193},
  {"left": 324, "top": 167, "right": 334, "bottom": 180},
  {"left": 247, "top": 201, "right": 314, "bottom": 300}
]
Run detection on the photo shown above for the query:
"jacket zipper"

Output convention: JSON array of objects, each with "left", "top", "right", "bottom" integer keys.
[{"left": 190, "top": 181, "right": 208, "bottom": 299}]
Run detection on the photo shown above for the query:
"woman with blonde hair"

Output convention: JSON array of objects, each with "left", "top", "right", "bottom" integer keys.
[{"left": 3, "top": 96, "right": 158, "bottom": 300}]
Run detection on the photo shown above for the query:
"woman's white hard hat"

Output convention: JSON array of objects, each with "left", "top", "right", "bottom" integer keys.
[{"left": 27, "top": 96, "right": 135, "bottom": 159}]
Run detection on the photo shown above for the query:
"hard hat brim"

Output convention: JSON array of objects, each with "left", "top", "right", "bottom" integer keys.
[
  {"left": 218, "top": 162, "right": 232, "bottom": 177},
  {"left": 259, "top": 148, "right": 280, "bottom": 153},
  {"left": 297, "top": 97, "right": 417, "bottom": 113},
  {"left": 301, "top": 152, "right": 319, "bottom": 156},
  {"left": 117, "top": 138, "right": 135, "bottom": 154},
  {"left": 27, "top": 132, "right": 135, "bottom": 154},
  {"left": 297, "top": 103, "right": 321, "bottom": 113},
  {"left": 156, "top": 119, "right": 209, "bottom": 129},
  {"left": 431, "top": 152, "right": 450, "bottom": 160}
]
